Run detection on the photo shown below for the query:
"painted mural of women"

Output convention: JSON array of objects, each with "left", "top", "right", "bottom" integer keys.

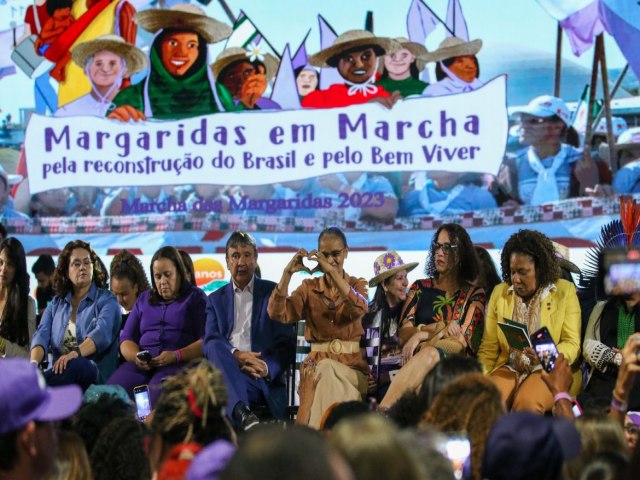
[
  {"left": 55, "top": 35, "right": 146, "bottom": 117},
  {"left": 107, "top": 4, "right": 235, "bottom": 121},
  {"left": 422, "top": 37, "right": 483, "bottom": 97}
]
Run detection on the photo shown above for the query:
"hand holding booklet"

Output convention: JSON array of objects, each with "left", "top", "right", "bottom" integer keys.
[{"left": 498, "top": 319, "right": 532, "bottom": 351}]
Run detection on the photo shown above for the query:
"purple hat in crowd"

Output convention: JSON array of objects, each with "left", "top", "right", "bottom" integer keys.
[
  {"left": 482, "top": 412, "right": 581, "bottom": 480},
  {"left": 186, "top": 440, "right": 236, "bottom": 480},
  {"left": 0, "top": 358, "right": 82, "bottom": 435}
]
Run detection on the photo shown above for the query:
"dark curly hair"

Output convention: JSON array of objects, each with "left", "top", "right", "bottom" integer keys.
[
  {"left": 425, "top": 223, "right": 479, "bottom": 285},
  {"left": 90, "top": 417, "right": 151, "bottom": 480},
  {"left": 52, "top": 240, "right": 108, "bottom": 297},
  {"left": 500, "top": 229, "right": 560, "bottom": 288},
  {"left": 110, "top": 250, "right": 150, "bottom": 292}
]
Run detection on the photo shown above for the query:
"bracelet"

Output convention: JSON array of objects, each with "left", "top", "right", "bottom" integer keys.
[
  {"left": 611, "top": 396, "right": 628, "bottom": 413},
  {"left": 175, "top": 349, "right": 183, "bottom": 363},
  {"left": 553, "top": 392, "right": 572, "bottom": 404}
]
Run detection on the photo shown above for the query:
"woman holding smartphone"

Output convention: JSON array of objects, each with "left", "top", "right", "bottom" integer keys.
[
  {"left": 30, "top": 240, "right": 121, "bottom": 389},
  {"left": 107, "top": 246, "right": 207, "bottom": 406},
  {"left": 477, "top": 229, "right": 581, "bottom": 413},
  {"left": 0, "top": 237, "right": 36, "bottom": 358},
  {"left": 268, "top": 226, "right": 369, "bottom": 428}
]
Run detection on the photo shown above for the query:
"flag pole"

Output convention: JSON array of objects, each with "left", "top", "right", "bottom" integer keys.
[
  {"left": 597, "top": 35, "right": 617, "bottom": 173},
  {"left": 583, "top": 34, "right": 602, "bottom": 163},
  {"left": 554, "top": 23, "right": 562, "bottom": 97},
  {"left": 591, "top": 63, "right": 628, "bottom": 131},
  {"left": 217, "top": 0, "right": 236, "bottom": 24}
]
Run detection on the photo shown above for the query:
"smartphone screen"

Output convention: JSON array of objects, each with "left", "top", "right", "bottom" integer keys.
[
  {"left": 440, "top": 434, "right": 471, "bottom": 480},
  {"left": 531, "top": 327, "right": 559, "bottom": 373},
  {"left": 133, "top": 385, "right": 151, "bottom": 421}
]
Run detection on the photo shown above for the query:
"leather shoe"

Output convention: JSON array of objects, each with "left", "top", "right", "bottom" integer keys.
[{"left": 233, "top": 403, "right": 259, "bottom": 431}]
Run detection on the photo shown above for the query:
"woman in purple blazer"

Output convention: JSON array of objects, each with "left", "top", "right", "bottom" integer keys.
[{"left": 108, "top": 246, "right": 207, "bottom": 406}]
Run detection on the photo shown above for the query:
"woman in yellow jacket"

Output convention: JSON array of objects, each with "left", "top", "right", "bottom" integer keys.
[{"left": 478, "top": 229, "right": 581, "bottom": 413}]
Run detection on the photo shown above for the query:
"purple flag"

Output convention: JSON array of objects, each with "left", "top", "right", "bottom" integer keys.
[
  {"left": 406, "top": 0, "right": 440, "bottom": 44},
  {"left": 446, "top": 0, "right": 469, "bottom": 41},
  {"left": 270, "top": 43, "right": 301, "bottom": 110},
  {"left": 292, "top": 30, "right": 311, "bottom": 71},
  {"left": 317, "top": 15, "right": 343, "bottom": 90},
  {"left": 600, "top": 0, "right": 640, "bottom": 80},
  {"left": 559, "top": 1, "right": 604, "bottom": 56}
]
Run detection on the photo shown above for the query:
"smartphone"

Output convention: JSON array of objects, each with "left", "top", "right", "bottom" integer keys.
[
  {"left": 530, "top": 326, "right": 559, "bottom": 373},
  {"left": 136, "top": 350, "right": 152, "bottom": 363},
  {"left": 133, "top": 385, "right": 151, "bottom": 421},
  {"left": 604, "top": 248, "right": 640, "bottom": 296},
  {"left": 435, "top": 433, "right": 471, "bottom": 480},
  {"left": 572, "top": 400, "right": 583, "bottom": 417}
]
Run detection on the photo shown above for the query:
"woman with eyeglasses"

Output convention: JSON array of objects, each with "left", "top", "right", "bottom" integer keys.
[
  {"left": 378, "top": 223, "right": 486, "bottom": 410},
  {"left": 496, "top": 95, "right": 600, "bottom": 206},
  {"left": 30, "top": 240, "right": 121, "bottom": 389},
  {"left": 268, "top": 226, "right": 369, "bottom": 428},
  {"left": 477, "top": 229, "right": 581, "bottom": 413}
]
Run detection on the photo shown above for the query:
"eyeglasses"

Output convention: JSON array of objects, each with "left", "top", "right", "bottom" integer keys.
[
  {"left": 432, "top": 242, "right": 458, "bottom": 255},
  {"left": 321, "top": 248, "right": 346, "bottom": 259}
]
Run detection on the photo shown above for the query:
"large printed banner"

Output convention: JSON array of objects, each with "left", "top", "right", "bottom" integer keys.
[{"left": 25, "top": 76, "right": 508, "bottom": 194}]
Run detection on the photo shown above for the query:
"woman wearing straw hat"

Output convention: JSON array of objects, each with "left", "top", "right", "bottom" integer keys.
[
  {"left": 211, "top": 46, "right": 281, "bottom": 110},
  {"left": 378, "top": 223, "right": 485, "bottom": 410},
  {"left": 55, "top": 35, "right": 146, "bottom": 118},
  {"left": 422, "top": 37, "right": 483, "bottom": 97},
  {"left": 362, "top": 250, "right": 418, "bottom": 401},
  {"left": 108, "top": 4, "right": 236, "bottom": 122},
  {"left": 302, "top": 30, "right": 401, "bottom": 109},
  {"left": 377, "top": 38, "right": 431, "bottom": 98}
]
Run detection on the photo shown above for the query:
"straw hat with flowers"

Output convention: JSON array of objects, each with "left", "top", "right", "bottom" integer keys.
[
  {"left": 211, "top": 46, "right": 280, "bottom": 82},
  {"left": 369, "top": 250, "right": 419, "bottom": 288}
]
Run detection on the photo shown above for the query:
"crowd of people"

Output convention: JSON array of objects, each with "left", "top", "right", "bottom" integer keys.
[{"left": 2, "top": 214, "right": 640, "bottom": 479}]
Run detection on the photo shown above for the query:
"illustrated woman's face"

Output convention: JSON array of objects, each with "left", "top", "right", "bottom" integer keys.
[
  {"left": 384, "top": 47, "right": 415, "bottom": 78},
  {"left": 338, "top": 47, "right": 377, "bottom": 84},
  {"left": 296, "top": 69, "right": 319, "bottom": 97},
  {"left": 161, "top": 32, "right": 200, "bottom": 77},
  {"left": 89, "top": 50, "right": 123, "bottom": 88},
  {"left": 449, "top": 55, "right": 477, "bottom": 83}
]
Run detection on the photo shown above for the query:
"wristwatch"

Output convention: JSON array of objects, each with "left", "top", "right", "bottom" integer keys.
[{"left": 72, "top": 346, "right": 82, "bottom": 357}]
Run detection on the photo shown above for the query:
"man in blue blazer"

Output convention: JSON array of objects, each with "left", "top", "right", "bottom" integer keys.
[{"left": 203, "top": 231, "right": 295, "bottom": 430}]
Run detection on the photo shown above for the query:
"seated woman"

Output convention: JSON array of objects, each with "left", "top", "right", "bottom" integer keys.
[
  {"left": 362, "top": 250, "right": 418, "bottom": 401},
  {"left": 477, "top": 229, "right": 581, "bottom": 413},
  {"left": 30, "top": 240, "right": 121, "bottom": 389},
  {"left": 378, "top": 223, "right": 485, "bottom": 410},
  {"left": 0, "top": 238, "right": 37, "bottom": 358},
  {"left": 107, "top": 246, "right": 207, "bottom": 405},
  {"left": 109, "top": 250, "right": 150, "bottom": 332},
  {"left": 268, "top": 227, "right": 369, "bottom": 428}
]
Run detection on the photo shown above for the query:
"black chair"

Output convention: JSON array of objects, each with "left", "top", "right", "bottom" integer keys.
[{"left": 286, "top": 320, "right": 311, "bottom": 421}]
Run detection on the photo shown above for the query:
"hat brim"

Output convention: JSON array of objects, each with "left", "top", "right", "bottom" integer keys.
[
  {"left": 427, "top": 39, "right": 482, "bottom": 64},
  {"left": 135, "top": 9, "right": 232, "bottom": 44},
  {"left": 72, "top": 39, "right": 147, "bottom": 76},
  {"left": 5, "top": 173, "right": 23, "bottom": 186},
  {"left": 550, "top": 417, "right": 581, "bottom": 460},
  {"left": 211, "top": 53, "right": 279, "bottom": 82},
  {"left": 36, "top": 384, "right": 83, "bottom": 423},
  {"left": 309, "top": 37, "right": 397, "bottom": 68},
  {"left": 369, "top": 262, "right": 419, "bottom": 287},
  {"left": 558, "top": 258, "right": 581, "bottom": 275}
]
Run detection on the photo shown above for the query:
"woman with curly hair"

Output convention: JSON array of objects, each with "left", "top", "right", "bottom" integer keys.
[
  {"left": 0, "top": 237, "right": 36, "bottom": 358},
  {"left": 421, "top": 373, "right": 505, "bottom": 480},
  {"left": 109, "top": 249, "right": 150, "bottom": 328},
  {"left": 477, "top": 229, "right": 581, "bottom": 412},
  {"left": 378, "top": 223, "right": 485, "bottom": 410},
  {"left": 30, "top": 240, "right": 121, "bottom": 389},
  {"left": 149, "top": 360, "right": 234, "bottom": 477}
]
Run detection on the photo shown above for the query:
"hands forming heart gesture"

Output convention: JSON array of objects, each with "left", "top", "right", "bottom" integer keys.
[{"left": 286, "top": 248, "right": 334, "bottom": 276}]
